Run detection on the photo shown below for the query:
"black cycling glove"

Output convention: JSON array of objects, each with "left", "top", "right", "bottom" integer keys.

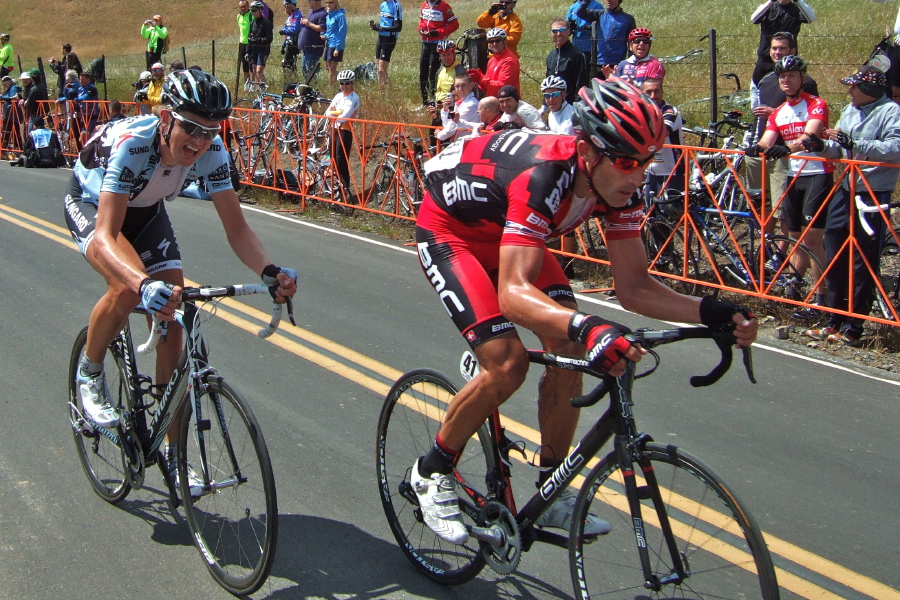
[
  {"left": 744, "top": 144, "right": 762, "bottom": 158},
  {"left": 800, "top": 133, "right": 825, "bottom": 153},
  {"left": 699, "top": 296, "right": 754, "bottom": 332},
  {"left": 834, "top": 131, "right": 853, "bottom": 151},
  {"left": 763, "top": 144, "right": 790, "bottom": 160}
]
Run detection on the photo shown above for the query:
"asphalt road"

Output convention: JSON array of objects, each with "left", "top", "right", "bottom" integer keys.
[{"left": 0, "top": 165, "right": 897, "bottom": 600}]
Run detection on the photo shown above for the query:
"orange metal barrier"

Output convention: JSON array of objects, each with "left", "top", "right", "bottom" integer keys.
[{"left": 2, "top": 101, "right": 898, "bottom": 330}]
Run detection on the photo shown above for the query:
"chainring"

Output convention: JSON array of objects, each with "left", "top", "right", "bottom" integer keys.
[{"left": 477, "top": 500, "right": 522, "bottom": 575}]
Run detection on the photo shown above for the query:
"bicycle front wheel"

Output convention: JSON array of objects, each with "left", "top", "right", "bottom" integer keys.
[
  {"left": 376, "top": 369, "right": 493, "bottom": 585},
  {"left": 178, "top": 379, "right": 277, "bottom": 596},
  {"left": 570, "top": 443, "right": 778, "bottom": 599},
  {"left": 67, "top": 326, "right": 132, "bottom": 503}
]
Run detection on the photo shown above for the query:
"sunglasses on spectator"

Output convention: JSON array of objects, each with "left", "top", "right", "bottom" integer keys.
[
  {"left": 632, "top": 38, "right": 651, "bottom": 45},
  {"left": 543, "top": 90, "right": 563, "bottom": 99},
  {"left": 487, "top": 39, "right": 504, "bottom": 44},
  {"left": 550, "top": 27, "right": 567, "bottom": 34},
  {"left": 171, "top": 111, "right": 221, "bottom": 140},
  {"left": 601, "top": 151, "right": 653, "bottom": 174}
]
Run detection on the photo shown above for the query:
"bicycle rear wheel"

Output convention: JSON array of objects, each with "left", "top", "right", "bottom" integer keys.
[
  {"left": 376, "top": 369, "right": 492, "bottom": 585},
  {"left": 570, "top": 443, "right": 778, "bottom": 599},
  {"left": 756, "top": 235, "right": 823, "bottom": 300},
  {"left": 67, "top": 326, "right": 132, "bottom": 503},
  {"left": 178, "top": 379, "right": 277, "bottom": 596}
]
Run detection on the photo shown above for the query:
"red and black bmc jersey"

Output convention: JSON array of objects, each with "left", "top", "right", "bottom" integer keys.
[{"left": 421, "top": 130, "right": 644, "bottom": 246}]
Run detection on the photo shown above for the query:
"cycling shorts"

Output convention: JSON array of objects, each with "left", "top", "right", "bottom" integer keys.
[
  {"left": 415, "top": 197, "right": 576, "bottom": 349},
  {"left": 783, "top": 173, "right": 832, "bottom": 232},
  {"left": 64, "top": 174, "right": 182, "bottom": 275},
  {"left": 375, "top": 36, "right": 398, "bottom": 62}
]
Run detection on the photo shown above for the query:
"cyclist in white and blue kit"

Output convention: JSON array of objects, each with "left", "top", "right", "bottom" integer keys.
[{"left": 64, "top": 69, "right": 297, "bottom": 485}]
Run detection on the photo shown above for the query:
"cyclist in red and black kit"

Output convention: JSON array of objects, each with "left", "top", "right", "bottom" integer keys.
[{"left": 411, "top": 77, "right": 759, "bottom": 545}]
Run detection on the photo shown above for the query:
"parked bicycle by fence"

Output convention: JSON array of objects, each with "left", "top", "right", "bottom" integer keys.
[
  {"left": 67, "top": 282, "right": 291, "bottom": 595},
  {"left": 367, "top": 132, "right": 432, "bottom": 222},
  {"left": 376, "top": 325, "right": 778, "bottom": 598}
]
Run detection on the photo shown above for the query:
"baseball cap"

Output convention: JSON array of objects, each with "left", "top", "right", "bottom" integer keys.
[
  {"left": 18, "top": 72, "right": 32, "bottom": 80},
  {"left": 1, "top": 75, "right": 12, "bottom": 83},
  {"left": 841, "top": 66, "right": 887, "bottom": 88},
  {"left": 497, "top": 85, "right": 519, "bottom": 101},
  {"left": 140, "top": 70, "right": 152, "bottom": 80},
  {"left": 151, "top": 62, "right": 165, "bottom": 70}
]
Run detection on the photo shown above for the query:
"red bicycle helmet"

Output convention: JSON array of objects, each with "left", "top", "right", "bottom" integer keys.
[
  {"left": 628, "top": 27, "right": 654, "bottom": 43},
  {"left": 574, "top": 77, "right": 666, "bottom": 157}
]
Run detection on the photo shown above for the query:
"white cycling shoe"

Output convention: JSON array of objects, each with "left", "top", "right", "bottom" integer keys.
[
  {"left": 536, "top": 488, "right": 612, "bottom": 537},
  {"left": 77, "top": 370, "right": 119, "bottom": 428},
  {"left": 410, "top": 459, "right": 469, "bottom": 545}
]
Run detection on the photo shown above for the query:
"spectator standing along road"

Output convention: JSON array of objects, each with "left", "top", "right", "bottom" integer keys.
[
  {"left": 369, "top": 0, "right": 403, "bottom": 89},
  {"left": 140, "top": 63, "right": 165, "bottom": 115},
  {"left": 433, "top": 73, "right": 479, "bottom": 142},
  {"left": 546, "top": 19, "right": 587, "bottom": 106},
  {"left": 476, "top": 0, "right": 523, "bottom": 57},
  {"left": 248, "top": 1, "right": 275, "bottom": 85},
  {"left": 747, "top": 32, "right": 817, "bottom": 235},
  {"left": 802, "top": 67, "right": 900, "bottom": 347},
  {"left": 237, "top": 1, "right": 253, "bottom": 88},
  {"left": 418, "top": 0, "right": 460, "bottom": 105},
  {"left": 280, "top": 0, "right": 303, "bottom": 74},
  {"left": 141, "top": 15, "right": 169, "bottom": 70},
  {"left": 323, "top": 0, "right": 348, "bottom": 86},
  {"left": 641, "top": 77, "right": 684, "bottom": 200},
  {"left": 325, "top": 69, "right": 360, "bottom": 201},
  {"left": 750, "top": 0, "right": 815, "bottom": 101},
  {"left": 747, "top": 55, "right": 830, "bottom": 311},
  {"left": 0, "top": 34, "right": 13, "bottom": 79},
  {"left": 575, "top": 0, "right": 635, "bottom": 78},
  {"left": 299, "top": 0, "right": 327, "bottom": 78},
  {"left": 467, "top": 28, "right": 520, "bottom": 98},
  {"left": 566, "top": 0, "right": 601, "bottom": 71},
  {"left": 1, "top": 75, "right": 21, "bottom": 154},
  {"left": 49, "top": 44, "right": 83, "bottom": 97},
  {"left": 610, "top": 28, "right": 664, "bottom": 86},
  {"left": 17, "top": 71, "right": 48, "bottom": 142}
]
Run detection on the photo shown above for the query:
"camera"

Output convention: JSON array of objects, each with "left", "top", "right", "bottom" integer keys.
[
  {"left": 448, "top": 111, "right": 456, "bottom": 118},
  {"left": 131, "top": 80, "right": 143, "bottom": 88}
]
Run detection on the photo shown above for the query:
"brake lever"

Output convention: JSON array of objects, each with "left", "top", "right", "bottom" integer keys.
[
  {"left": 742, "top": 346, "right": 757, "bottom": 384},
  {"left": 267, "top": 285, "right": 297, "bottom": 327}
]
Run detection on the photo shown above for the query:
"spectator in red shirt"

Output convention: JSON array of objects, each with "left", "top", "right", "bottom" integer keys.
[
  {"left": 467, "top": 28, "right": 520, "bottom": 98},
  {"left": 418, "top": 0, "right": 459, "bottom": 104}
]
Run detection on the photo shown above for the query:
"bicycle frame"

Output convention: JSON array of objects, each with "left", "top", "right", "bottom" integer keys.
[{"left": 452, "top": 328, "right": 751, "bottom": 588}]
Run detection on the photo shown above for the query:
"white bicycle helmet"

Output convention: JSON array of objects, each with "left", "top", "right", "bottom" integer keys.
[
  {"left": 486, "top": 28, "right": 507, "bottom": 40},
  {"left": 541, "top": 75, "right": 567, "bottom": 92},
  {"left": 337, "top": 69, "right": 355, "bottom": 84}
]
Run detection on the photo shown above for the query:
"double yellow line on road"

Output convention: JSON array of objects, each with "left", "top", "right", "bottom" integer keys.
[{"left": 1, "top": 201, "right": 896, "bottom": 600}]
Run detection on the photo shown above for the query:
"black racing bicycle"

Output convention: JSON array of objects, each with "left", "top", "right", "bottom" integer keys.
[
  {"left": 376, "top": 326, "right": 779, "bottom": 599},
  {"left": 67, "top": 283, "right": 291, "bottom": 595}
]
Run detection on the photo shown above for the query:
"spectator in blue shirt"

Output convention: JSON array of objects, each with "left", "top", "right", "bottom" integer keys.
[
  {"left": 298, "top": 0, "right": 328, "bottom": 78},
  {"left": 280, "top": 0, "right": 303, "bottom": 74},
  {"left": 566, "top": 0, "right": 601, "bottom": 71},
  {"left": 369, "top": 0, "right": 403, "bottom": 89},
  {"left": 323, "top": 0, "right": 348, "bottom": 86},
  {"left": 574, "top": 0, "right": 635, "bottom": 77}
]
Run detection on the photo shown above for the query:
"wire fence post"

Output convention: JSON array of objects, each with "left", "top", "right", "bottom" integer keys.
[
  {"left": 211, "top": 39, "right": 216, "bottom": 75},
  {"left": 708, "top": 28, "right": 717, "bottom": 126}
]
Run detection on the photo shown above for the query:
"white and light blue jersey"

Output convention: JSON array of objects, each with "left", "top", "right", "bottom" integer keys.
[{"left": 74, "top": 115, "right": 233, "bottom": 208}]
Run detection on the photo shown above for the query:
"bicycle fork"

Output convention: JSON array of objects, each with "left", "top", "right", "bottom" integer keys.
[{"left": 616, "top": 433, "right": 690, "bottom": 590}]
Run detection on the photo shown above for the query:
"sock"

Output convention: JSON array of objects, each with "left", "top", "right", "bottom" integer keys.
[
  {"left": 79, "top": 355, "right": 103, "bottom": 377},
  {"left": 418, "top": 433, "right": 460, "bottom": 476}
]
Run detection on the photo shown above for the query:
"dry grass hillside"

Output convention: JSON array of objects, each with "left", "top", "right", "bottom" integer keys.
[{"left": 2, "top": 0, "right": 899, "bottom": 126}]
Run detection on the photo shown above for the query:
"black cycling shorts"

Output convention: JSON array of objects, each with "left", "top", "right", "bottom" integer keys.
[
  {"left": 64, "top": 174, "right": 182, "bottom": 275},
  {"left": 375, "top": 36, "right": 398, "bottom": 62},
  {"left": 783, "top": 173, "right": 832, "bottom": 232}
]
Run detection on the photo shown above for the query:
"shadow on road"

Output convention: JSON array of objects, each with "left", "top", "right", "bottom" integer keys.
[{"left": 258, "top": 514, "right": 573, "bottom": 600}]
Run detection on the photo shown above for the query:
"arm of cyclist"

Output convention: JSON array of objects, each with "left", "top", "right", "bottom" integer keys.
[
  {"left": 497, "top": 244, "right": 643, "bottom": 376},
  {"left": 607, "top": 236, "right": 757, "bottom": 347},
  {"left": 91, "top": 190, "right": 183, "bottom": 319},
  {"left": 209, "top": 188, "right": 298, "bottom": 303}
]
